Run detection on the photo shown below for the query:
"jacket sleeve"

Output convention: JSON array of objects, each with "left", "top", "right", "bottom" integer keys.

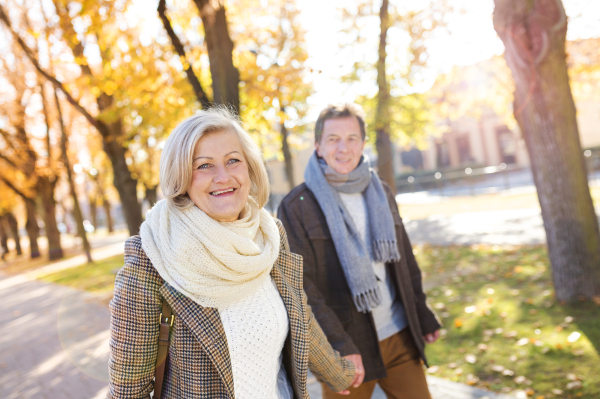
[
  {"left": 384, "top": 185, "right": 442, "bottom": 336},
  {"left": 108, "top": 237, "right": 163, "bottom": 399},
  {"left": 277, "top": 200, "right": 360, "bottom": 357},
  {"left": 305, "top": 292, "right": 355, "bottom": 392}
]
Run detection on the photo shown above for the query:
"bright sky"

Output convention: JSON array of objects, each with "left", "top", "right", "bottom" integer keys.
[{"left": 297, "top": 0, "right": 600, "bottom": 118}]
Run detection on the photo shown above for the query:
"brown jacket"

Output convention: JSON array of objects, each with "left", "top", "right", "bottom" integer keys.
[
  {"left": 278, "top": 182, "right": 441, "bottom": 382},
  {"left": 108, "top": 219, "right": 354, "bottom": 398}
]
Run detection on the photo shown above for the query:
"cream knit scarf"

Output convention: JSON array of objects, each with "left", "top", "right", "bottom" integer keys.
[{"left": 139, "top": 198, "right": 280, "bottom": 309}]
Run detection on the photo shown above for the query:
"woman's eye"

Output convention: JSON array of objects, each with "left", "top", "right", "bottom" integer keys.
[
  {"left": 227, "top": 158, "right": 241, "bottom": 165},
  {"left": 197, "top": 163, "right": 211, "bottom": 170}
]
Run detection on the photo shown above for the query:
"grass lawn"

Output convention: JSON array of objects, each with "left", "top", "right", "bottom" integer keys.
[
  {"left": 39, "top": 254, "right": 124, "bottom": 296},
  {"left": 416, "top": 245, "right": 600, "bottom": 399},
  {"left": 398, "top": 186, "right": 600, "bottom": 220}
]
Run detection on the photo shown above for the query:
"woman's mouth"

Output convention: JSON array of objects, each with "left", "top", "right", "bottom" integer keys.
[{"left": 210, "top": 188, "right": 236, "bottom": 196}]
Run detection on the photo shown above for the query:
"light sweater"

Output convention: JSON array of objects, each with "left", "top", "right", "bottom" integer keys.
[
  {"left": 339, "top": 192, "right": 408, "bottom": 341},
  {"left": 218, "top": 276, "right": 293, "bottom": 399}
]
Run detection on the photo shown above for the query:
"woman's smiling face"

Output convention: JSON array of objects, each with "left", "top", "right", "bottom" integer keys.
[{"left": 188, "top": 129, "right": 251, "bottom": 222}]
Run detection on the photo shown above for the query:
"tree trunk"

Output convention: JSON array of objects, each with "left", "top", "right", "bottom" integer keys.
[
  {"left": 89, "top": 196, "right": 98, "bottom": 231},
  {"left": 98, "top": 102, "right": 143, "bottom": 236},
  {"left": 193, "top": 0, "right": 240, "bottom": 113},
  {"left": 157, "top": 0, "right": 211, "bottom": 108},
  {"left": 4, "top": 212, "right": 21, "bottom": 256},
  {"left": 102, "top": 197, "right": 114, "bottom": 233},
  {"left": 37, "top": 176, "right": 64, "bottom": 260},
  {"left": 144, "top": 184, "right": 158, "bottom": 208},
  {"left": 24, "top": 198, "right": 40, "bottom": 258},
  {"left": 375, "top": 0, "right": 395, "bottom": 192},
  {"left": 279, "top": 111, "right": 295, "bottom": 191},
  {"left": 0, "top": 215, "right": 9, "bottom": 257},
  {"left": 493, "top": 0, "right": 600, "bottom": 301},
  {"left": 55, "top": 91, "right": 93, "bottom": 263}
]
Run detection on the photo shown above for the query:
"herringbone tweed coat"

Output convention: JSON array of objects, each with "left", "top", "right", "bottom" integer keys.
[{"left": 108, "top": 219, "right": 354, "bottom": 399}]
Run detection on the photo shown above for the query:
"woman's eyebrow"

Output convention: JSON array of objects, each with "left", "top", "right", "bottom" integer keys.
[{"left": 193, "top": 151, "right": 241, "bottom": 162}]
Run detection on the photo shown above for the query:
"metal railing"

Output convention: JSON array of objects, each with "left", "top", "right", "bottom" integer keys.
[{"left": 395, "top": 150, "right": 600, "bottom": 198}]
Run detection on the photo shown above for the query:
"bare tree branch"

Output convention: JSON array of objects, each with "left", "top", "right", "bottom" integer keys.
[{"left": 157, "top": 0, "right": 211, "bottom": 108}]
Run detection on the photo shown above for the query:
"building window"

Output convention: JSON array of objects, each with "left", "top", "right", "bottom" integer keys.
[
  {"left": 436, "top": 140, "right": 450, "bottom": 168},
  {"left": 496, "top": 126, "right": 517, "bottom": 164},
  {"left": 457, "top": 135, "right": 472, "bottom": 164}
]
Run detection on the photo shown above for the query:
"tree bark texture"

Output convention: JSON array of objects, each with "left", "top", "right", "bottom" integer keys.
[
  {"left": 37, "top": 176, "right": 64, "bottom": 260},
  {"left": 193, "top": 0, "right": 240, "bottom": 113},
  {"left": 157, "top": 0, "right": 211, "bottom": 108},
  {"left": 4, "top": 212, "right": 22, "bottom": 256},
  {"left": 375, "top": 0, "right": 396, "bottom": 192},
  {"left": 0, "top": 215, "right": 10, "bottom": 257},
  {"left": 493, "top": 0, "right": 600, "bottom": 300},
  {"left": 89, "top": 196, "right": 98, "bottom": 231},
  {"left": 144, "top": 184, "right": 158, "bottom": 208},
  {"left": 24, "top": 198, "right": 40, "bottom": 258},
  {"left": 279, "top": 113, "right": 295, "bottom": 191},
  {"left": 102, "top": 197, "right": 114, "bottom": 233},
  {"left": 55, "top": 92, "right": 93, "bottom": 263}
]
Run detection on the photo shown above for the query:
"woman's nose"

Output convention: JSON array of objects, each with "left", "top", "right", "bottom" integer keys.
[{"left": 213, "top": 165, "right": 231, "bottom": 183}]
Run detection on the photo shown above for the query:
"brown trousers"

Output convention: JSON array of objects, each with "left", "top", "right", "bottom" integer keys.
[{"left": 322, "top": 329, "right": 432, "bottom": 399}]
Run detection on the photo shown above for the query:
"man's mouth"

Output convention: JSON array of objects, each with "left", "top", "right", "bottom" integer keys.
[{"left": 210, "top": 188, "right": 236, "bottom": 196}]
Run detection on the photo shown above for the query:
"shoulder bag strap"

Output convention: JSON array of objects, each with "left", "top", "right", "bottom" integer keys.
[{"left": 153, "top": 299, "right": 174, "bottom": 399}]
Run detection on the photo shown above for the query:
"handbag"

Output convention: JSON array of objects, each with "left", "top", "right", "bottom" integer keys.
[{"left": 153, "top": 298, "right": 174, "bottom": 399}]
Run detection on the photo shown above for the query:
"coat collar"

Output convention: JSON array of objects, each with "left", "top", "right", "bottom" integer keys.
[{"left": 159, "top": 247, "right": 306, "bottom": 399}]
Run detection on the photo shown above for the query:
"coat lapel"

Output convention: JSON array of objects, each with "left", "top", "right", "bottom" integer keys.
[
  {"left": 270, "top": 248, "right": 308, "bottom": 399},
  {"left": 159, "top": 282, "right": 235, "bottom": 399}
]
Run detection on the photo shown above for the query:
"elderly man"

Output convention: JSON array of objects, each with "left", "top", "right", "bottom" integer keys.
[{"left": 278, "top": 103, "right": 441, "bottom": 398}]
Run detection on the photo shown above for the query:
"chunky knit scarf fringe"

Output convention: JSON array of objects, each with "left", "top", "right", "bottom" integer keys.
[
  {"left": 304, "top": 152, "right": 401, "bottom": 313},
  {"left": 140, "top": 198, "right": 280, "bottom": 309}
]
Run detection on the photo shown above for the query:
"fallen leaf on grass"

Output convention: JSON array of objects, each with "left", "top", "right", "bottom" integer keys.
[
  {"left": 426, "top": 366, "right": 439, "bottom": 374},
  {"left": 551, "top": 388, "right": 563, "bottom": 395},
  {"left": 466, "top": 374, "right": 479, "bottom": 385},
  {"left": 465, "top": 354, "right": 477, "bottom": 364},
  {"left": 592, "top": 296, "right": 600, "bottom": 306},
  {"left": 491, "top": 364, "right": 505, "bottom": 372},
  {"left": 566, "top": 381, "right": 583, "bottom": 390},
  {"left": 516, "top": 338, "right": 529, "bottom": 346},
  {"left": 502, "top": 369, "right": 515, "bottom": 376},
  {"left": 504, "top": 331, "right": 518, "bottom": 338},
  {"left": 565, "top": 316, "right": 574, "bottom": 323},
  {"left": 454, "top": 318, "right": 463, "bottom": 328},
  {"left": 448, "top": 362, "right": 457, "bottom": 369},
  {"left": 455, "top": 367, "right": 463, "bottom": 376}
]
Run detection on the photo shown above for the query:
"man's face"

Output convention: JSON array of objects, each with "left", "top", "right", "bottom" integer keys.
[{"left": 316, "top": 116, "right": 365, "bottom": 175}]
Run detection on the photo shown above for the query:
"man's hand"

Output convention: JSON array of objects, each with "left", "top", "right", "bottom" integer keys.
[
  {"left": 335, "top": 353, "right": 365, "bottom": 395},
  {"left": 423, "top": 329, "right": 441, "bottom": 344}
]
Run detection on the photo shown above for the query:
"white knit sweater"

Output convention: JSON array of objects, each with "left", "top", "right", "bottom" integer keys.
[{"left": 218, "top": 276, "right": 292, "bottom": 399}]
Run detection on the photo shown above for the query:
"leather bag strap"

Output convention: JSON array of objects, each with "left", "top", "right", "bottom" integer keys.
[{"left": 153, "top": 299, "right": 174, "bottom": 399}]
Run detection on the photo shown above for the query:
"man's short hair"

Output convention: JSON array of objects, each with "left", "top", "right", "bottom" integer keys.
[{"left": 314, "top": 103, "right": 367, "bottom": 143}]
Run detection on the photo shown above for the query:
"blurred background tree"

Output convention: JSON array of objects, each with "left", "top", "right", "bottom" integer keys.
[{"left": 493, "top": 0, "right": 600, "bottom": 301}]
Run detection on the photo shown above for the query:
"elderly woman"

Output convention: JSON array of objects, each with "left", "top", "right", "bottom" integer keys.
[{"left": 108, "top": 108, "right": 355, "bottom": 398}]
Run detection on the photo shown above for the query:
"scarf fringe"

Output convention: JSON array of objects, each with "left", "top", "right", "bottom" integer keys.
[
  {"left": 373, "top": 240, "right": 401, "bottom": 263},
  {"left": 353, "top": 287, "right": 383, "bottom": 313}
]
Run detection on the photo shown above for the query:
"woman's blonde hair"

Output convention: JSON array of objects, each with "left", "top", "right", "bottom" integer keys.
[{"left": 160, "top": 106, "right": 270, "bottom": 209}]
